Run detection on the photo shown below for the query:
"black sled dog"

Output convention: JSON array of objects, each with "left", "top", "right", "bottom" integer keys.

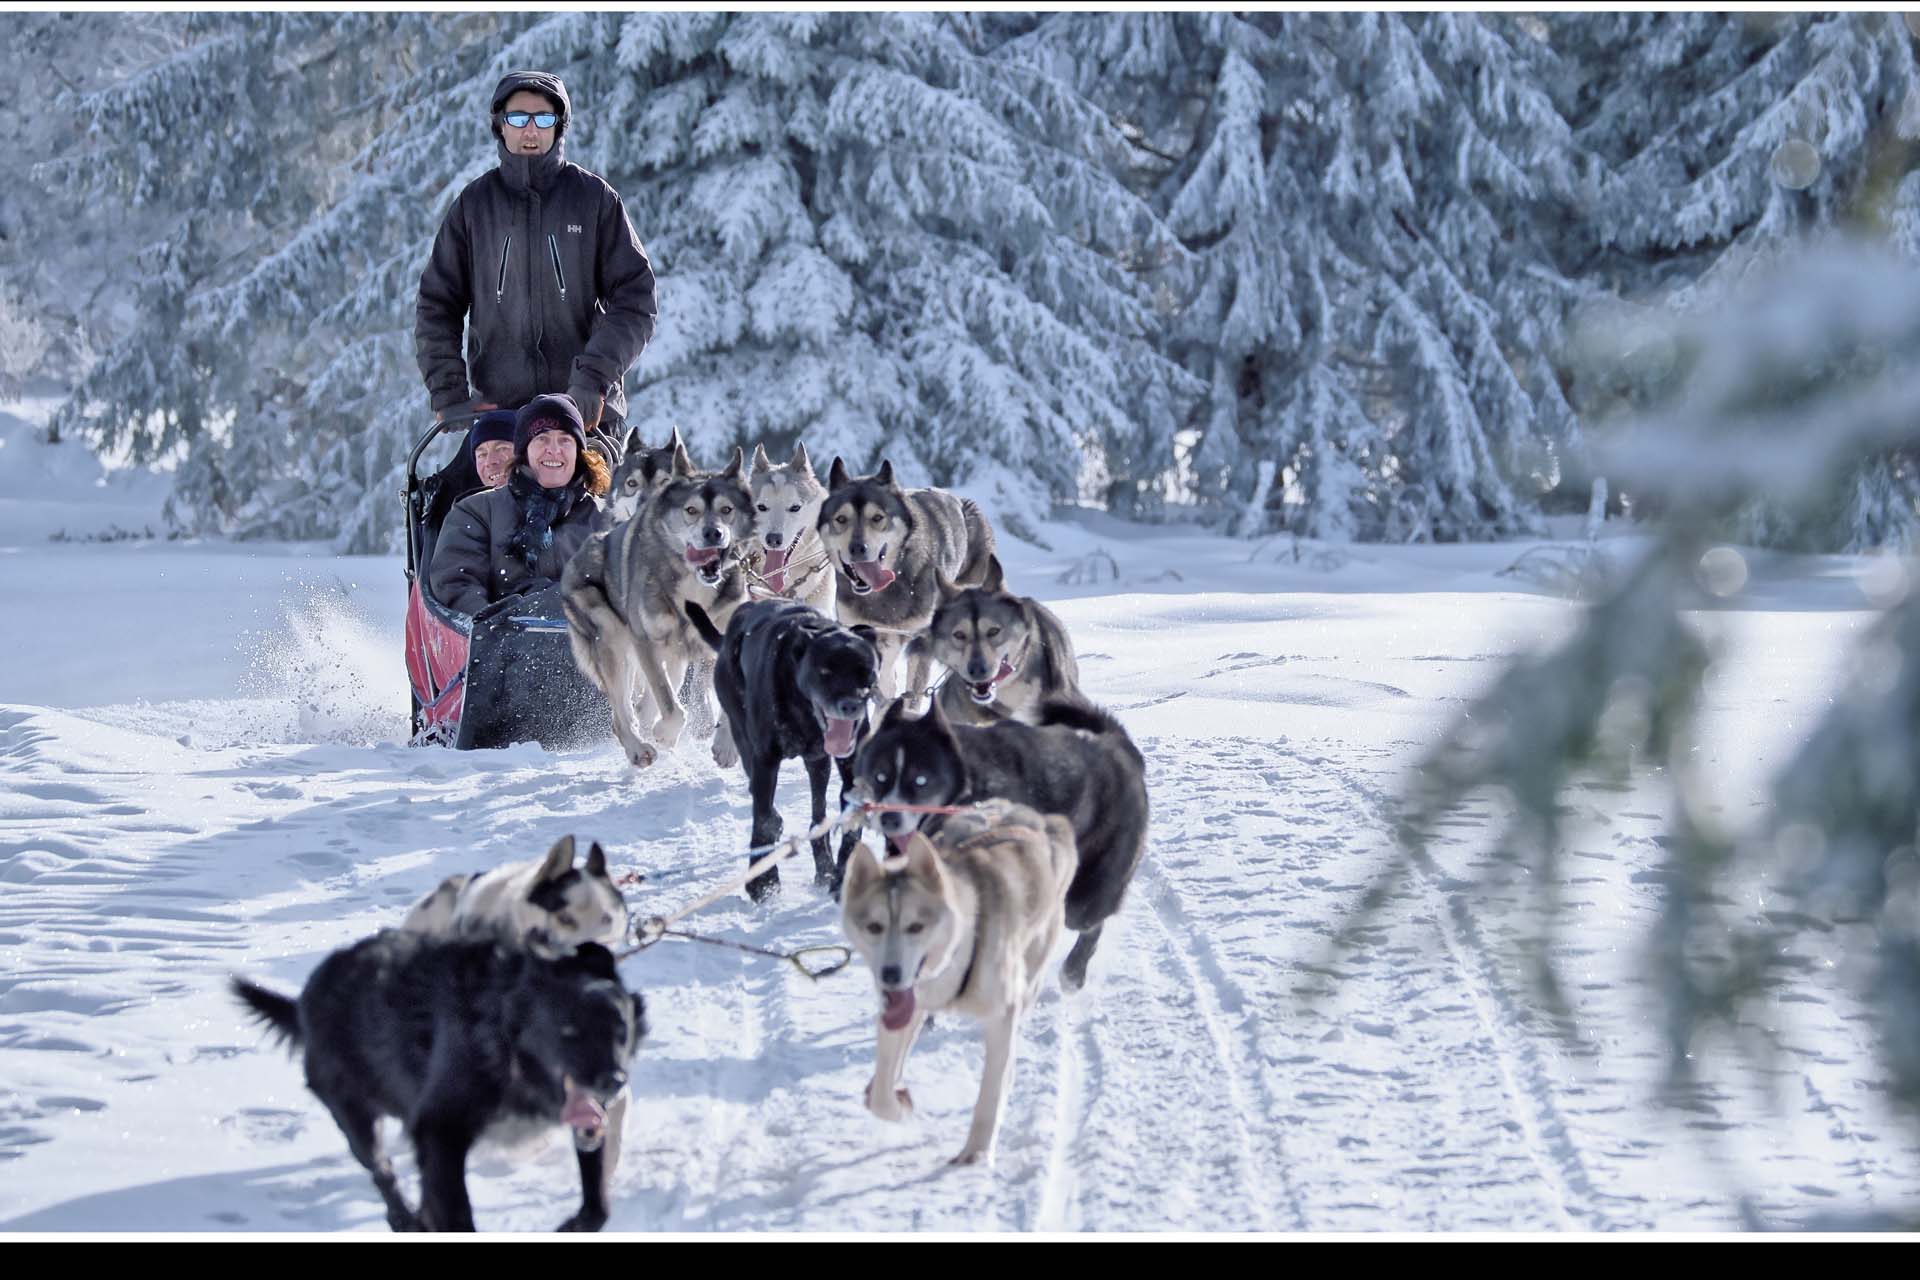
[
  {"left": 232, "top": 932, "right": 645, "bottom": 1232},
  {"left": 687, "top": 598, "right": 879, "bottom": 901}
]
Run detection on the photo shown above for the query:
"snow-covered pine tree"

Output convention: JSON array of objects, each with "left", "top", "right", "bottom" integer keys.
[
  {"left": 4, "top": 12, "right": 186, "bottom": 425},
  {"left": 34, "top": 12, "right": 1196, "bottom": 549},
  {"left": 39, "top": 11, "right": 515, "bottom": 545},
  {"left": 1548, "top": 12, "right": 1920, "bottom": 551},
  {"left": 1366, "top": 244, "right": 1920, "bottom": 1213},
  {"left": 582, "top": 10, "right": 1197, "bottom": 539},
  {"left": 1034, "top": 12, "right": 1588, "bottom": 543}
]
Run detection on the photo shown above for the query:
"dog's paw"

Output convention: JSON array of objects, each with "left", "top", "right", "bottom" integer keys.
[
  {"left": 711, "top": 734, "right": 739, "bottom": 769},
  {"left": 650, "top": 713, "right": 685, "bottom": 749},
  {"left": 557, "top": 1208, "right": 607, "bottom": 1233},
  {"left": 864, "top": 1077, "right": 914, "bottom": 1122},
  {"left": 745, "top": 868, "right": 781, "bottom": 904},
  {"left": 386, "top": 1207, "right": 425, "bottom": 1233},
  {"left": 623, "top": 740, "right": 658, "bottom": 769},
  {"left": 949, "top": 1147, "right": 992, "bottom": 1167}
]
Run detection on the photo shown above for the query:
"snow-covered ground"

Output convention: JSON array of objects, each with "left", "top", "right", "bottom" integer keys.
[{"left": 3, "top": 411, "right": 1917, "bottom": 1234}]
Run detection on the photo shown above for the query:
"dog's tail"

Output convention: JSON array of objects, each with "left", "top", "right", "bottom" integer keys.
[
  {"left": 684, "top": 601, "right": 724, "bottom": 653},
  {"left": 231, "top": 978, "right": 303, "bottom": 1051},
  {"left": 1038, "top": 698, "right": 1144, "bottom": 765}
]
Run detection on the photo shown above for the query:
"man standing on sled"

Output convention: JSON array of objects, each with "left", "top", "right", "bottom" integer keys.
[{"left": 414, "top": 70, "right": 657, "bottom": 445}]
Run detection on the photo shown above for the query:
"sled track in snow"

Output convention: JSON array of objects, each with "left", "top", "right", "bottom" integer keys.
[
  {"left": 1132, "top": 853, "right": 1309, "bottom": 1230},
  {"left": 1307, "top": 748, "right": 1623, "bottom": 1231}
]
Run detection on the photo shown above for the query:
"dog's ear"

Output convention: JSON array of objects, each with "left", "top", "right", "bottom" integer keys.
[
  {"left": 751, "top": 442, "right": 772, "bottom": 475},
  {"left": 934, "top": 566, "right": 962, "bottom": 604},
  {"left": 875, "top": 458, "right": 894, "bottom": 488},
  {"left": 538, "top": 835, "right": 577, "bottom": 881},
  {"left": 982, "top": 554, "right": 1005, "bottom": 593},
  {"left": 903, "top": 831, "right": 947, "bottom": 888},
  {"left": 671, "top": 439, "right": 696, "bottom": 477},
  {"left": 721, "top": 446, "right": 744, "bottom": 480},
  {"left": 791, "top": 439, "right": 812, "bottom": 476},
  {"left": 828, "top": 455, "right": 849, "bottom": 490},
  {"left": 842, "top": 839, "right": 881, "bottom": 895},
  {"left": 569, "top": 942, "right": 620, "bottom": 982},
  {"left": 925, "top": 692, "right": 959, "bottom": 742},
  {"left": 622, "top": 427, "right": 640, "bottom": 453},
  {"left": 585, "top": 841, "right": 609, "bottom": 879},
  {"left": 879, "top": 695, "right": 913, "bottom": 731},
  {"left": 849, "top": 623, "right": 880, "bottom": 652}
]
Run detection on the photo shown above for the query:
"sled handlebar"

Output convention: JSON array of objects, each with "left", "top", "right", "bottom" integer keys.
[{"left": 402, "top": 412, "right": 484, "bottom": 582}]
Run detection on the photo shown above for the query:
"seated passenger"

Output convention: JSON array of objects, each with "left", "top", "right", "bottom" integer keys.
[
  {"left": 466, "top": 409, "right": 519, "bottom": 493},
  {"left": 430, "top": 393, "right": 608, "bottom": 617}
]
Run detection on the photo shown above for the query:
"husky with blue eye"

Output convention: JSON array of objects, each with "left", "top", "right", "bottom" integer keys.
[{"left": 850, "top": 695, "right": 1147, "bottom": 990}]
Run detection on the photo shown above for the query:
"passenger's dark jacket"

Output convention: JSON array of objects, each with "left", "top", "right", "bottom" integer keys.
[
  {"left": 415, "top": 75, "right": 657, "bottom": 426},
  {"left": 430, "top": 467, "right": 603, "bottom": 616}
]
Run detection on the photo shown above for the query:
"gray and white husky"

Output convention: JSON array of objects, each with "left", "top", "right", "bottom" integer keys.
[
  {"left": 816, "top": 458, "right": 996, "bottom": 707},
  {"left": 400, "top": 834, "right": 630, "bottom": 954},
  {"left": 841, "top": 799, "right": 1076, "bottom": 1166},
  {"left": 562, "top": 444, "right": 755, "bottom": 769},
  {"left": 927, "top": 554, "right": 1081, "bottom": 725},
  {"left": 598, "top": 426, "right": 687, "bottom": 530},
  {"left": 744, "top": 441, "right": 834, "bottom": 612}
]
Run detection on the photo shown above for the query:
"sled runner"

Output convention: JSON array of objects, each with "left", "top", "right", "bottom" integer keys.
[{"left": 402, "top": 415, "right": 617, "bottom": 749}]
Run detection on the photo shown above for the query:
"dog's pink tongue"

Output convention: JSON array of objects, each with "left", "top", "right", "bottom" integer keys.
[
  {"left": 851, "top": 559, "right": 897, "bottom": 592},
  {"left": 685, "top": 546, "right": 722, "bottom": 566},
  {"left": 881, "top": 988, "right": 916, "bottom": 1031},
  {"left": 762, "top": 545, "right": 791, "bottom": 593},
  {"left": 562, "top": 1082, "right": 606, "bottom": 1135},
  {"left": 823, "top": 715, "right": 858, "bottom": 758}
]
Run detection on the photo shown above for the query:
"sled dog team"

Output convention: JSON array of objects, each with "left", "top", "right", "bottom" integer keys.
[{"left": 235, "top": 427, "right": 1151, "bottom": 1232}]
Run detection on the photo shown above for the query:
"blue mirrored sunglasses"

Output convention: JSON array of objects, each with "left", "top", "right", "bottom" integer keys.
[{"left": 500, "top": 110, "right": 558, "bottom": 129}]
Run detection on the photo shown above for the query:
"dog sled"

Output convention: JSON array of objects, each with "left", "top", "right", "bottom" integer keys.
[{"left": 402, "top": 414, "right": 616, "bottom": 750}]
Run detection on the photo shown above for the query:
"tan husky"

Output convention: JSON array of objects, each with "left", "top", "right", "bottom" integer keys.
[{"left": 839, "top": 799, "right": 1076, "bottom": 1165}]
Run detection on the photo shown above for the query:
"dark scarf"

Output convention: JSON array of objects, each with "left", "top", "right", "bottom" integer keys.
[{"left": 505, "top": 466, "right": 586, "bottom": 571}]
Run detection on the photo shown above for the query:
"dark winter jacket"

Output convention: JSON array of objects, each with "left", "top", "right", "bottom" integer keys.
[
  {"left": 415, "top": 72, "right": 658, "bottom": 427},
  {"left": 430, "top": 466, "right": 603, "bottom": 616}
]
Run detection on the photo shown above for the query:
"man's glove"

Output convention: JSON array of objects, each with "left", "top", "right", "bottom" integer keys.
[{"left": 568, "top": 385, "right": 604, "bottom": 434}]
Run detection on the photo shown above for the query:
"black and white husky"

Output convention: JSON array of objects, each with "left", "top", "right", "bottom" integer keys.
[{"left": 400, "top": 834, "right": 629, "bottom": 955}]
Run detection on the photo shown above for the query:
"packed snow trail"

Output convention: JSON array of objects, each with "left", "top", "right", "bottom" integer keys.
[{"left": 4, "top": 525, "right": 1920, "bottom": 1232}]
